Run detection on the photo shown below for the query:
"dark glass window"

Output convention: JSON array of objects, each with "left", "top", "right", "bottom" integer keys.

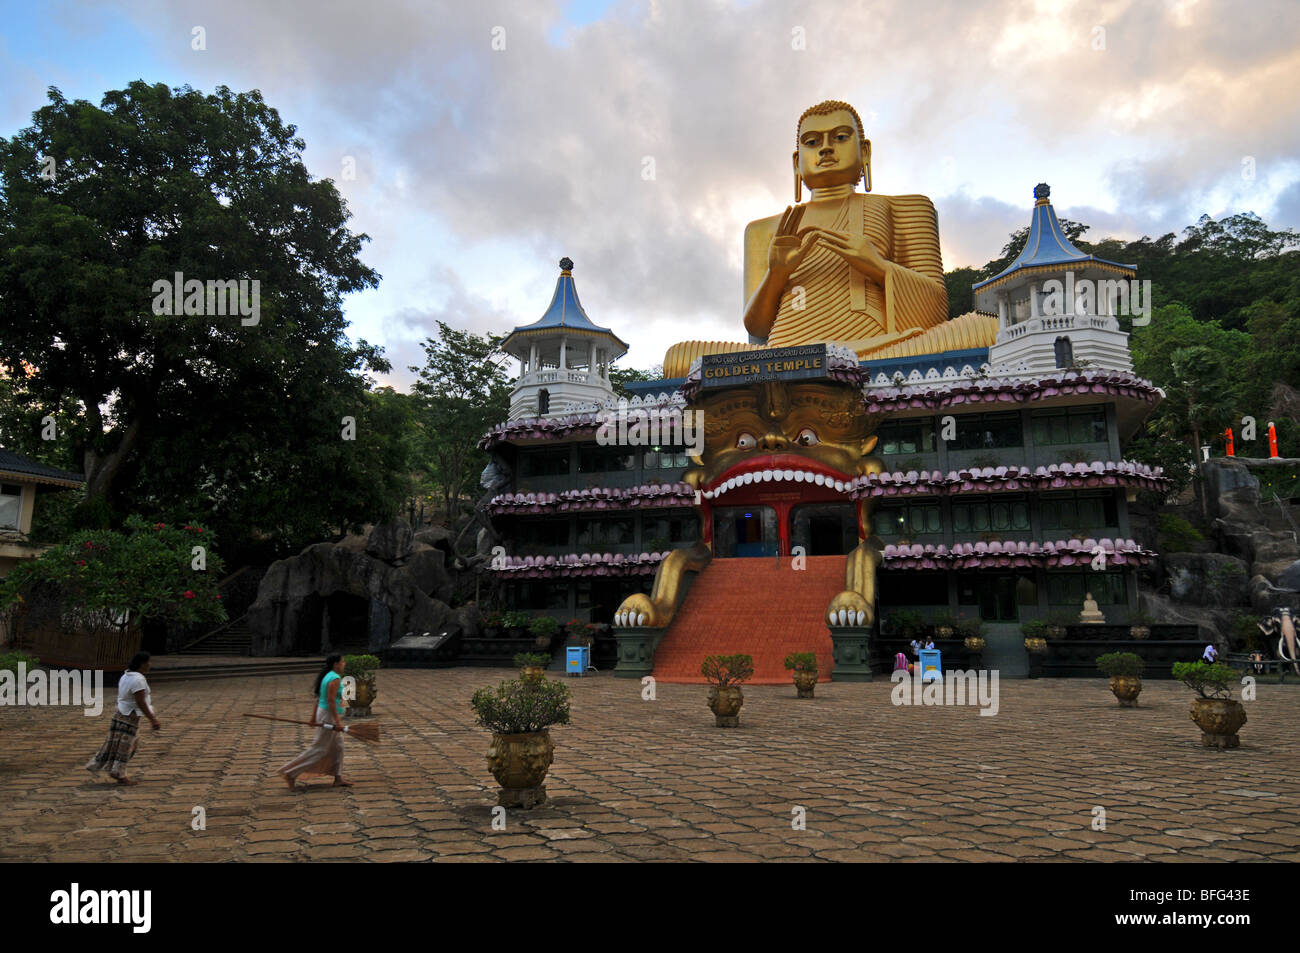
[
  {"left": 877, "top": 419, "right": 935, "bottom": 455},
  {"left": 579, "top": 446, "right": 636, "bottom": 473},
  {"left": 1032, "top": 406, "right": 1108, "bottom": 446},
  {"left": 952, "top": 496, "right": 1030, "bottom": 534},
  {"left": 519, "top": 448, "right": 570, "bottom": 477},
  {"left": 874, "top": 502, "right": 942, "bottom": 537},
  {"left": 1039, "top": 491, "right": 1119, "bottom": 532},
  {"left": 1046, "top": 571, "right": 1126, "bottom": 605},
  {"left": 955, "top": 412, "right": 1022, "bottom": 450}
]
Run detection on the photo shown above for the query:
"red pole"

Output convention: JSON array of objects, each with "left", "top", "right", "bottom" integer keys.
[
  {"left": 1225, "top": 427, "right": 1234, "bottom": 457},
  {"left": 1269, "top": 421, "right": 1280, "bottom": 458}
]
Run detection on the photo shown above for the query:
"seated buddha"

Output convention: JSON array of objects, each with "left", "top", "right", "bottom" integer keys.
[{"left": 662, "top": 100, "right": 995, "bottom": 379}]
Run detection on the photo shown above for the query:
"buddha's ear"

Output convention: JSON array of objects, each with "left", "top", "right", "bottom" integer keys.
[{"left": 862, "top": 139, "right": 872, "bottom": 192}]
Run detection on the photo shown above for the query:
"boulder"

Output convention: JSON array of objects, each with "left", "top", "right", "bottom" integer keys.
[
  {"left": 1275, "top": 559, "right": 1300, "bottom": 592},
  {"left": 450, "top": 604, "right": 483, "bottom": 640},
  {"left": 401, "top": 544, "right": 454, "bottom": 603},
  {"left": 1138, "top": 592, "right": 1237, "bottom": 645},
  {"left": 247, "top": 542, "right": 450, "bottom": 656},
  {"left": 366, "top": 520, "right": 413, "bottom": 563},
  {"left": 1164, "top": 553, "right": 1251, "bottom": 608}
]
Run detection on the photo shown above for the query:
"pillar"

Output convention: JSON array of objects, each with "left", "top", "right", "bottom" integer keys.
[
  {"left": 559, "top": 337, "right": 567, "bottom": 370},
  {"left": 1029, "top": 282, "right": 1040, "bottom": 319},
  {"left": 997, "top": 293, "right": 1008, "bottom": 329}
]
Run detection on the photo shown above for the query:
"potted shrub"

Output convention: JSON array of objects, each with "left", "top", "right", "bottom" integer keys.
[
  {"left": 528, "top": 615, "right": 560, "bottom": 650},
  {"left": 471, "top": 678, "right": 571, "bottom": 809},
  {"left": 503, "top": 610, "right": 531, "bottom": 639},
  {"left": 1096, "top": 652, "right": 1144, "bottom": 707},
  {"left": 784, "top": 651, "right": 819, "bottom": 699},
  {"left": 887, "top": 608, "right": 924, "bottom": 641},
  {"left": 931, "top": 610, "right": 957, "bottom": 639},
  {"left": 1173, "top": 661, "right": 1247, "bottom": 749},
  {"left": 1129, "top": 607, "right": 1154, "bottom": 640},
  {"left": 956, "top": 614, "right": 985, "bottom": 653},
  {"left": 513, "top": 652, "right": 550, "bottom": 685},
  {"left": 1021, "top": 618, "right": 1048, "bottom": 653},
  {"left": 342, "top": 654, "right": 381, "bottom": 717},
  {"left": 481, "top": 610, "right": 504, "bottom": 638},
  {"left": 701, "top": 654, "right": 753, "bottom": 727},
  {"left": 1044, "top": 609, "right": 1073, "bottom": 640}
]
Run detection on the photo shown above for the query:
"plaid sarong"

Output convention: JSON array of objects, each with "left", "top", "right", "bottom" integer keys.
[{"left": 86, "top": 713, "right": 140, "bottom": 778}]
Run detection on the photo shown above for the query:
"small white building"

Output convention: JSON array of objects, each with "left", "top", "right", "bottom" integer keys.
[
  {"left": 979, "top": 184, "right": 1138, "bottom": 376},
  {"left": 500, "top": 258, "right": 628, "bottom": 420}
]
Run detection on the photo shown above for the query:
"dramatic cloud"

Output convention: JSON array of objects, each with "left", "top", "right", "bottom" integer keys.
[{"left": 13, "top": 0, "right": 1299, "bottom": 385}]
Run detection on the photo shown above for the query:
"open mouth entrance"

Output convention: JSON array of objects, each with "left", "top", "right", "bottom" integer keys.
[{"left": 713, "top": 506, "right": 778, "bottom": 557}]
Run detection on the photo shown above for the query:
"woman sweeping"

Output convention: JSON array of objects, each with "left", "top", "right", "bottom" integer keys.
[
  {"left": 278, "top": 654, "right": 353, "bottom": 790},
  {"left": 86, "top": 651, "right": 161, "bottom": 785}
]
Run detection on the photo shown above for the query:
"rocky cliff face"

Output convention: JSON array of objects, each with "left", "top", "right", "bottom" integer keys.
[
  {"left": 247, "top": 520, "right": 464, "bottom": 656},
  {"left": 1142, "top": 459, "right": 1300, "bottom": 647}
]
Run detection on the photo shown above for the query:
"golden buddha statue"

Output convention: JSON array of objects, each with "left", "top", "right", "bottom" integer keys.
[{"left": 663, "top": 101, "right": 995, "bottom": 378}]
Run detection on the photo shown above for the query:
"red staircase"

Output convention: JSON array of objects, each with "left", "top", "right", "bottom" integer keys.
[{"left": 651, "top": 556, "right": 845, "bottom": 684}]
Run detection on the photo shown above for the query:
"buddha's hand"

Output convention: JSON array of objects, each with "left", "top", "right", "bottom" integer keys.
[
  {"left": 767, "top": 205, "right": 821, "bottom": 280},
  {"left": 803, "top": 227, "right": 889, "bottom": 283}
]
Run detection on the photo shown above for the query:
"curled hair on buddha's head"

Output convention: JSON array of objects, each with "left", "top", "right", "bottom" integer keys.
[{"left": 796, "top": 100, "right": 868, "bottom": 154}]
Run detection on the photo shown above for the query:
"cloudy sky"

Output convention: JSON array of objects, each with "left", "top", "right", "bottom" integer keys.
[{"left": 3, "top": 0, "right": 1298, "bottom": 386}]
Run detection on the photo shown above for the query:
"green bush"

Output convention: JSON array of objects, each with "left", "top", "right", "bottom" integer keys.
[
  {"left": 955, "top": 614, "right": 984, "bottom": 637},
  {"left": 513, "top": 652, "right": 551, "bottom": 668},
  {"left": 886, "top": 608, "right": 925, "bottom": 638},
  {"left": 481, "top": 610, "right": 504, "bottom": 629},
  {"left": 502, "top": 610, "right": 531, "bottom": 630},
  {"left": 0, "top": 515, "right": 227, "bottom": 632},
  {"left": 1021, "top": 619, "right": 1048, "bottom": 639},
  {"left": 783, "top": 651, "right": 818, "bottom": 672},
  {"left": 343, "top": 654, "right": 380, "bottom": 679},
  {"left": 0, "top": 651, "right": 40, "bottom": 674},
  {"left": 1096, "top": 652, "right": 1144, "bottom": 677},
  {"left": 1233, "top": 614, "right": 1263, "bottom": 651},
  {"left": 1172, "top": 660, "right": 1237, "bottom": 699},
  {"left": 471, "top": 679, "right": 571, "bottom": 734},
  {"left": 1157, "top": 513, "right": 1205, "bottom": 552},
  {"left": 700, "top": 654, "right": 754, "bottom": 687},
  {"left": 528, "top": 616, "right": 560, "bottom": 638}
]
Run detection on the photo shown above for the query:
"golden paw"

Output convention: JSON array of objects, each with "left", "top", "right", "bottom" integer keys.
[
  {"left": 614, "top": 594, "right": 660, "bottom": 629},
  {"left": 826, "top": 591, "right": 874, "bottom": 628}
]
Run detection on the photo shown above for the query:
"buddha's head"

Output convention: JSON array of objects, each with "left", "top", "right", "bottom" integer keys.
[{"left": 794, "top": 100, "right": 871, "bottom": 193}]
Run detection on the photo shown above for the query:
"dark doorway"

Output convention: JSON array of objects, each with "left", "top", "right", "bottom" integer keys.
[
  {"left": 326, "top": 592, "right": 371, "bottom": 652},
  {"left": 791, "top": 503, "right": 857, "bottom": 555},
  {"left": 294, "top": 593, "right": 324, "bottom": 655},
  {"left": 713, "top": 506, "right": 778, "bottom": 557},
  {"left": 1054, "top": 335, "right": 1074, "bottom": 368},
  {"left": 957, "top": 573, "right": 1021, "bottom": 622}
]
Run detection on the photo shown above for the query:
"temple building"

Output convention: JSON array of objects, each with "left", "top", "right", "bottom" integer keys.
[{"left": 479, "top": 116, "right": 1167, "bottom": 683}]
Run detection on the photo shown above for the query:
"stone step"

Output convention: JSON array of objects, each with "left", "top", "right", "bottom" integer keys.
[
  {"left": 148, "top": 660, "right": 321, "bottom": 683},
  {"left": 651, "top": 556, "right": 845, "bottom": 684}
]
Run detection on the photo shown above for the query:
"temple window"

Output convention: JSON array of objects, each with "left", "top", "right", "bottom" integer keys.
[
  {"left": 1031, "top": 406, "right": 1107, "bottom": 445},
  {"left": 953, "top": 412, "right": 1022, "bottom": 450},
  {"left": 1054, "top": 335, "right": 1074, "bottom": 368},
  {"left": 0, "top": 484, "right": 21, "bottom": 530},
  {"left": 876, "top": 419, "right": 936, "bottom": 455}
]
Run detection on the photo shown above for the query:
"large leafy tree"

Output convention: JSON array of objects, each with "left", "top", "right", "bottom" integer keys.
[
  {"left": 0, "top": 82, "right": 400, "bottom": 558},
  {"left": 409, "top": 322, "right": 511, "bottom": 523}
]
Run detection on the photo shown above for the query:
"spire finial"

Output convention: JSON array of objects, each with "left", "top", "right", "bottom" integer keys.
[
  {"left": 1033, "top": 183, "right": 1051, "bottom": 205},
  {"left": 559, "top": 257, "right": 574, "bottom": 274}
]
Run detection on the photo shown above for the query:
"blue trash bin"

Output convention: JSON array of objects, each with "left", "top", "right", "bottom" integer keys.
[
  {"left": 919, "top": 649, "right": 943, "bottom": 683},
  {"left": 566, "top": 645, "right": 589, "bottom": 677}
]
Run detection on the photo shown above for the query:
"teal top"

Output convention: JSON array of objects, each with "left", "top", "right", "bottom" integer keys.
[{"left": 319, "top": 671, "right": 344, "bottom": 716}]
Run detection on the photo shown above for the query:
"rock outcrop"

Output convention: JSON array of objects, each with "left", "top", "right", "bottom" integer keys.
[
  {"left": 1203, "top": 458, "right": 1300, "bottom": 583},
  {"left": 248, "top": 521, "right": 457, "bottom": 656}
]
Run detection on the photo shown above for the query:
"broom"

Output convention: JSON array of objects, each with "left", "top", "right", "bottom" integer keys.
[{"left": 242, "top": 712, "right": 381, "bottom": 745}]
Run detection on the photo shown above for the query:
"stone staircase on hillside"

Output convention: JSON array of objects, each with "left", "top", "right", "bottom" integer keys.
[
  {"left": 650, "top": 556, "right": 846, "bottom": 684},
  {"left": 177, "top": 615, "right": 253, "bottom": 656}
]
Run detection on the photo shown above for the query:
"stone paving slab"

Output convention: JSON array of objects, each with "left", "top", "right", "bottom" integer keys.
[{"left": 0, "top": 669, "right": 1297, "bottom": 862}]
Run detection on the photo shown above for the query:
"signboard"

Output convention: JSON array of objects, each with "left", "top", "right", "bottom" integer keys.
[
  {"left": 918, "top": 649, "right": 943, "bottom": 683},
  {"left": 701, "top": 344, "right": 828, "bottom": 389}
]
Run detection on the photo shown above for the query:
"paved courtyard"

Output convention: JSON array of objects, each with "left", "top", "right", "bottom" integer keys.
[{"left": 1, "top": 668, "right": 1298, "bottom": 862}]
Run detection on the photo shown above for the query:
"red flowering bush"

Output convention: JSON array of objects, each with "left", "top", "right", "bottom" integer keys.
[{"left": 0, "top": 515, "right": 227, "bottom": 634}]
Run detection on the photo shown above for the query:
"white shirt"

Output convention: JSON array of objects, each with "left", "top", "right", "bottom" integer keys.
[{"left": 117, "top": 671, "right": 151, "bottom": 717}]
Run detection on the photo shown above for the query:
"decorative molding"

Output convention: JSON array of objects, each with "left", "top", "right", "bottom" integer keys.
[
  {"left": 881, "top": 536, "right": 1156, "bottom": 570},
  {"left": 488, "top": 483, "right": 696, "bottom": 515},
  {"left": 852, "top": 460, "right": 1169, "bottom": 499}
]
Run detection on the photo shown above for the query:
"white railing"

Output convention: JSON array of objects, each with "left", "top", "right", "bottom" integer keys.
[{"left": 1002, "top": 314, "right": 1118, "bottom": 340}]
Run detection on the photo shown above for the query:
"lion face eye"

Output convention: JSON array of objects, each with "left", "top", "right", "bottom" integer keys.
[
  {"left": 736, "top": 432, "right": 757, "bottom": 450},
  {"left": 795, "top": 428, "right": 819, "bottom": 447}
]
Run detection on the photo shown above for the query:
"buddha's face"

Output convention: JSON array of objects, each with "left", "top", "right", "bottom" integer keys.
[{"left": 796, "top": 108, "right": 863, "bottom": 190}]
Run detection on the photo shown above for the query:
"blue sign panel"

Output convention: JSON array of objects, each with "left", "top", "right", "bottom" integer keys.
[{"left": 918, "top": 649, "right": 943, "bottom": 683}]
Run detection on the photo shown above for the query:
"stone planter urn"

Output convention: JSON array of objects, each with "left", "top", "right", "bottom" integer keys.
[
  {"left": 1024, "top": 637, "right": 1047, "bottom": 653},
  {"left": 486, "top": 730, "right": 555, "bottom": 808},
  {"left": 1129, "top": 625, "right": 1150, "bottom": 640},
  {"left": 346, "top": 676, "right": 377, "bottom": 718},
  {"left": 1189, "top": 698, "right": 1247, "bottom": 749},
  {"left": 707, "top": 686, "right": 744, "bottom": 727},
  {"left": 1109, "top": 675, "right": 1142, "bottom": 707},
  {"left": 519, "top": 665, "right": 546, "bottom": 685},
  {"left": 963, "top": 636, "right": 986, "bottom": 653},
  {"left": 1045, "top": 625, "right": 1066, "bottom": 640},
  {"left": 936, "top": 625, "right": 955, "bottom": 639},
  {"left": 792, "top": 670, "right": 818, "bottom": 699}
]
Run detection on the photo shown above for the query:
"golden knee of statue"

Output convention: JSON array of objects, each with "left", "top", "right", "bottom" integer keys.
[{"left": 662, "top": 100, "right": 996, "bottom": 379}]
